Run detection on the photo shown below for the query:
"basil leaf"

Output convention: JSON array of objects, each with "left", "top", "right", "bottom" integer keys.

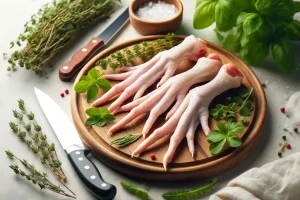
[
  {"left": 193, "top": 0, "right": 217, "bottom": 29},
  {"left": 85, "top": 108, "right": 101, "bottom": 117},
  {"left": 74, "top": 79, "right": 92, "bottom": 93},
  {"left": 96, "top": 79, "right": 112, "bottom": 90},
  {"left": 224, "top": 32, "right": 242, "bottom": 53},
  {"left": 210, "top": 138, "right": 226, "bottom": 154},
  {"left": 272, "top": 0, "right": 295, "bottom": 22},
  {"left": 215, "top": 2, "right": 236, "bottom": 32},
  {"left": 100, "top": 107, "right": 110, "bottom": 114},
  {"left": 255, "top": 0, "right": 280, "bottom": 15},
  {"left": 88, "top": 68, "right": 101, "bottom": 80},
  {"left": 207, "top": 130, "right": 226, "bottom": 143},
  {"left": 96, "top": 119, "right": 106, "bottom": 127},
  {"left": 271, "top": 33, "right": 294, "bottom": 72},
  {"left": 121, "top": 182, "right": 148, "bottom": 199},
  {"left": 236, "top": 12, "right": 247, "bottom": 26},
  {"left": 287, "top": 20, "right": 300, "bottom": 40},
  {"left": 85, "top": 117, "right": 100, "bottom": 126},
  {"left": 253, "top": 18, "right": 274, "bottom": 43},
  {"left": 217, "top": 122, "right": 227, "bottom": 133},
  {"left": 87, "top": 83, "right": 99, "bottom": 103},
  {"left": 227, "top": 136, "right": 242, "bottom": 147},
  {"left": 294, "top": 1, "right": 300, "bottom": 13},
  {"left": 243, "top": 13, "right": 263, "bottom": 35}
]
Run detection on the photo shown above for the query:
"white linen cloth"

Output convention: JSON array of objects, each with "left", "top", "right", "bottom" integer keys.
[{"left": 210, "top": 153, "right": 300, "bottom": 200}]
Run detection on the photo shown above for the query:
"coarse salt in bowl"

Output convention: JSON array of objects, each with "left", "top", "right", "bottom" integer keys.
[{"left": 129, "top": 0, "right": 183, "bottom": 35}]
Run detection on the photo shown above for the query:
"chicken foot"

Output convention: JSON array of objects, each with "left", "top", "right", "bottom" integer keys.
[
  {"left": 132, "top": 63, "right": 243, "bottom": 170},
  {"left": 107, "top": 53, "right": 223, "bottom": 135},
  {"left": 91, "top": 35, "right": 207, "bottom": 112}
]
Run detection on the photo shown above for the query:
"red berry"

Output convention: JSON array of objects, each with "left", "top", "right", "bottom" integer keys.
[
  {"left": 225, "top": 101, "right": 230, "bottom": 105},
  {"left": 280, "top": 107, "right": 285, "bottom": 113},
  {"left": 286, "top": 144, "right": 291, "bottom": 149},
  {"left": 150, "top": 153, "right": 156, "bottom": 160},
  {"left": 60, "top": 93, "right": 64, "bottom": 97},
  {"left": 65, "top": 89, "right": 69, "bottom": 94}
]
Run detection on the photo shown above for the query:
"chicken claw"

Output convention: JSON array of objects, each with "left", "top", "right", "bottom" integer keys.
[
  {"left": 91, "top": 35, "right": 207, "bottom": 112},
  {"left": 132, "top": 64, "right": 243, "bottom": 170},
  {"left": 108, "top": 53, "right": 223, "bottom": 135}
]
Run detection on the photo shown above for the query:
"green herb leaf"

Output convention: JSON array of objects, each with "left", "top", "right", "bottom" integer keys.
[
  {"left": 87, "top": 68, "right": 101, "bottom": 80},
  {"left": 85, "top": 108, "right": 101, "bottom": 117},
  {"left": 217, "top": 121, "right": 227, "bottom": 133},
  {"left": 84, "top": 107, "right": 115, "bottom": 127},
  {"left": 287, "top": 20, "right": 300, "bottom": 41},
  {"left": 238, "top": 88, "right": 251, "bottom": 98},
  {"left": 103, "top": 113, "right": 116, "bottom": 121},
  {"left": 255, "top": 0, "right": 280, "bottom": 15},
  {"left": 162, "top": 178, "right": 217, "bottom": 200},
  {"left": 227, "top": 121, "right": 244, "bottom": 136},
  {"left": 207, "top": 130, "right": 226, "bottom": 143},
  {"left": 224, "top": 32, "right": 242, "bottom": 53},
  {"left": 209, "top": 104, "right": 231, "bottom": 119},
  {"left": 243, "top": 13, "right": 263, "bottom": 35},
  {"left": 239, "top": 100, "right": 253, "bottom": 116},
  {"left": 96, "top": 119, "right": 106, "bottom": 127},
  {"left": 228, "top": 102, "right": 237, "bottom": 111},
  {"left": 87, "top": 83, "right": 99, "bottom": 103},
  {"left": 96, "top": 79, "right": 112, "bottom": 90},
  {"left": 232, "top": 96, "right": 243, "bottom": 105},
  {"left": 271, "top": 33, "right": 294, "bottom": 73},
  {"left": 209, "top": 138, "right": 226, "bottom": 154},
  {"left": 74, "top": 79, "right": 92, "bottom": 93},
  {"left": 227, "top": 136, "right": 242, "bottom": 147},
  {"left": 193, "top": 0, "right": 217, "bottom": 29},
  {"left": 110, "top": 134, "right": 142, "bottom": 147},
  {"left": 120, "top": 182, "right": 148, "bottom": 199},
  {"left": 85, "top": 117, "right": 99, "bottom": 126},
  {"left": 215, "top": 1, "right": 236, "bottom": 32},
  {"left": 239, "top": 116, "right": 249, "bottom": 125}
]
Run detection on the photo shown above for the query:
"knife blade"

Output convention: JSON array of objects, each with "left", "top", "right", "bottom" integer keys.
[
  {"left": 59, "top": 7, "right": 129, "bottom": 82},
  {"left": 34, "top": 87, "right": 116, "bottom": 200}
]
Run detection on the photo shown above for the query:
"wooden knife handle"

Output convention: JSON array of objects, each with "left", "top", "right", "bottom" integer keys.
[{"left": 59, "top": 37, "right": 104, "bottom": 81}]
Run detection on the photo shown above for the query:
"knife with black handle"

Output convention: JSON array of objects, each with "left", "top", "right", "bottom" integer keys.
[{"left": 34, "top": 87, "right": 116, "bottom": 200}]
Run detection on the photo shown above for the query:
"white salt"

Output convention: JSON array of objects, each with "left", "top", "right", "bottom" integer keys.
[{"left": 135, "top": 1, "right": 178, "bottom": 22}]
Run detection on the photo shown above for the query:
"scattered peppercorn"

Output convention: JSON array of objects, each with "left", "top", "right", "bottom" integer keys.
[
  {"left": 278, "top": 152, "right": 282, "bottom": 157},
  {"left": 294, "top": 128, "right": 298, "bottom": 133},
  {"left": 282, "top": 136, "right": 286, "bottom": 140},
  {"left": 65, "top": 89, "right": 69, "bottom": 94},
  {"left": 261, "top": 83, "right": 266, "bottom": 88},
  {"left": 150, "top": 153, "right": 156, "bottom": 160},
  {"left": 280, "top": 107, "right": 285, "bottom": 113},
  {"left": 286, "top": 144, "right": 291, "bottom": 149},
  {"left": 225, "top": 101, "right": 230, "bottom": 105},
  {"left": 60, "top": 93, "right": 64, "bottom": 97},
  {"left": 226, "top": 97, "right": 232, "bottom": 101}
]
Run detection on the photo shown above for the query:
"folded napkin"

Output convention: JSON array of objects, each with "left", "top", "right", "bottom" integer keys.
[{"left": 210, "top": 153, "right": 300, "bottom": 200}]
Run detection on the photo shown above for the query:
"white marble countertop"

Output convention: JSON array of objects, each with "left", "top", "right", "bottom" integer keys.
[{"left": 1, "top": 0, "right": 300, "bottom": 199}]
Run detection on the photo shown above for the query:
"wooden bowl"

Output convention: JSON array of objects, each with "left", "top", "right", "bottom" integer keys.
[{"left": 129, "top": 0, "right": 183, "bottom": 35}]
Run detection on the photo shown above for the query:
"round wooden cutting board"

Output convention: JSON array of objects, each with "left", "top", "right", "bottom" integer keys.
[{"left": 71, "top": 35, "right": 267, "bottom": 181}]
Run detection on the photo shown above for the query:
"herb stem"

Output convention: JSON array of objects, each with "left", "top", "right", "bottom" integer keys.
[{"left": 237, "top": 87, "right": 253, "bottom": 113}]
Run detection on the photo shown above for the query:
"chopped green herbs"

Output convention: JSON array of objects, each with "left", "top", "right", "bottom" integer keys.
[
  {"left": 121, "top": 182, "right": 149, "bottom": 199},
  {"left": 207, "top": 121, "right": 244, "bottom": 154},
  {"left": 95, "top": 33, "right": 178, "bottom": 70},
  {"left": 162, "top": 178, "right": 217, "bottom": 200},
  {"left": 74, "top": 68, "right": 111, "bottom": 103},
  {"left": 85, "top": 107, "right": 115, "bottom": 127},
  {"left": 110, "top": 134, "right": 142, "bottom": 147}
]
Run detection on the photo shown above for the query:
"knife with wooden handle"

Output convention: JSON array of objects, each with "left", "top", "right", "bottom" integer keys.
[{"left": 59, "top": 7, "right": 129, "bottom": 81}]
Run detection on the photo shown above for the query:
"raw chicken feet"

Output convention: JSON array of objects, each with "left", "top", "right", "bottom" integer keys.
[
  {"left": 91, "top": 35, "right": 207, "bottom": 112},
  {"left": 132, "top": 63, "right": 243, "bottom": 170},
  {"left": 108, "top": 53, "right": 223, "bottom": 135}
]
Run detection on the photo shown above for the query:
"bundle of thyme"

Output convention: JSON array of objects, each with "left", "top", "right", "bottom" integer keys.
[
  {"left": 5, "top": 151, "right": 75, "bottom": 199},
  {"left": 9, "top": 100, "right": 67, "bottom": 185},
  {"left": 6, "top": 0, "right": 120, "bottom": 75},
  {"left": 95, "top": 33, "right": 180, "bottom": 70}
]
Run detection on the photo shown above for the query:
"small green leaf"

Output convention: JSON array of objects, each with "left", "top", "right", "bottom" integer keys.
[
  {"left": 227, "top": 136, "right": 242, "bottom": 147},
  {"left": 228, "top": 122, "right": 244, "bottom": 136},
  {"left": 85, "top": 108, "right": 101, "bottom": 117},
  {"left": 85, "top": 117, "right": 100, "bottom": 126},
  {"left": 255, "top": 0, "right": 280, "bottom": 15},
  {"left": 87, "top": 83, "right": 99, "bottom": 103},
  {"left": 87, "top": 68, "right": 101, "bottom": 80},
  {"left": 193, "top": 0, "right": 217, "bottom": 29},
  {"left": 287, "top": 20, "right": 300, "bottom": 41},
  {"left": 224, "top": 33, "right": 241, "bottom": 53},
  {"left": 74, "top": 80, "right": 91, "bottom": 93},
  {"left": 239, "top": 116, "right": 249, "bottom": 125},
  {"left": 121, "top": 182, "right": 148, "bottom": 199},
  {"left": 96, "top": 119, "right": 106, "bottom": 127},
  {"left": 216, "top": 122, "right": 227, "bottom": 133},
  {"left": 207, "top": 130, "right": 226, "bottom": 143},
  {"left": 232, "top": 96, "right": 243, "bottom": 105},
  {"left": 238, "top": 88, "right": 251, "bottom": 98},
  {"left": 210, "top": 104, "right": 231, "bottom": 119},
  {"left": 243, "top": 13, "right": 263, "bottom": 35},
  {"left": 210, "top": 139, "right": 226, "bottom": 154},
  {"left": 103, "top": 114, "right": 116, "bottom": 121},
  {"left": 239, "top": 100, "right": 253, "bottom": 116},
  {"left": 96, "top": 79, "right": 112, "bottom": 90},
  {"left": 228, "top": 102, "right": 237, "bottom": 111},
  {"left": 100, "top": 107, "right": 110, "bottom": 114}
]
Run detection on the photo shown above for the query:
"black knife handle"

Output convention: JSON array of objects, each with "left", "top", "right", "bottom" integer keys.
[{"left": 67, "top": 149, "right": 116, "bottom": 200}]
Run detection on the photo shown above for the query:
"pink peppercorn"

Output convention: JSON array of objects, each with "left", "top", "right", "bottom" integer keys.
[
  {"left": 60, "top": 93, "right": 65, "bottom": 97},
  {"left": 225, "top": 101, "right": 230, "bottom": 105},
  {"left": 65, "top": 89, "right": 69, "bottom": 94},
  {"left": 286, "top": 144, "right": 291, "bottom": 149},
  {"left": 280, "top": 107, "right": 285, "bottom": 113},
  {"left": 150, "top": 154, "right": 156, "bottom": 160}
]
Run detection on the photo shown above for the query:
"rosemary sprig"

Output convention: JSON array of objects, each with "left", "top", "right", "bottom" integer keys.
[
  {"left": 5, "top": 151, "right": 76, "bottom": 199},
  {"left": 6, "top": 0, "right": 120, "bottom": 75},
  {"left": 96, "top": 33, "right": 181, "bottom": 70},
  {"left": 110, "top": 134, "right": 142, "bottom": 147}
]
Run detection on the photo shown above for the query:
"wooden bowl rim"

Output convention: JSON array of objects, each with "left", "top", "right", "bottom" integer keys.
[
  {"left": 129, "top": 0, "right": 183, "bottom": 24},
  {"left": 71, "top": 35, "right": 267, "bottom": 173}
]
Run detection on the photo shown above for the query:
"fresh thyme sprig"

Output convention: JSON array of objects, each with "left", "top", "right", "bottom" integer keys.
[
  {"left": 10, "top": 100, "right": 68, "bottom": 186},
  {"left": 95, "top": 33, "right": 180, "bottom": 70},
  {"left": 6, "top": 0, "right": 120, "bottom": 75},
  {"left": 110, "top": 134, "right": 142, "bottom": 147},
  {"left": 5, "top": 151, "right": 76, "bottom": 199}
]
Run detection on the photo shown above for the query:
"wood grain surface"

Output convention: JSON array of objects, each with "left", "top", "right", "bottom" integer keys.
[{"left": 71, "top": 35, "right": 267, "bottom": 181}]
